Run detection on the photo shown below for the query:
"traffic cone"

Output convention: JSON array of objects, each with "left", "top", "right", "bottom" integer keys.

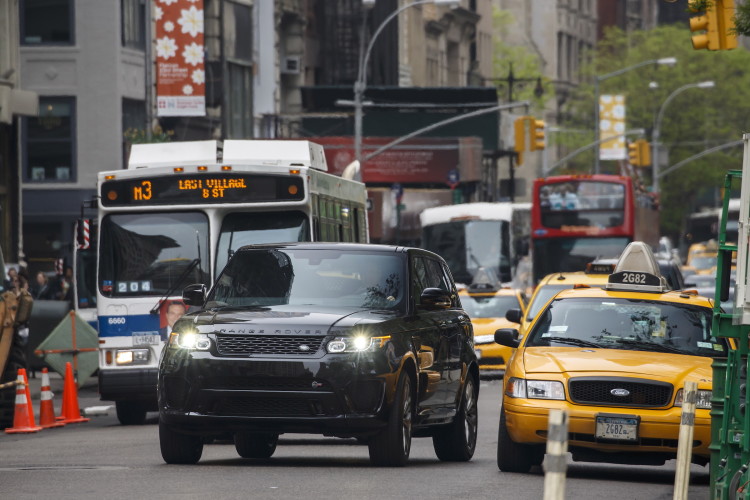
[
  {"left": 5, "top": 369, "right": 41, "bottom": 434},
  {"left": 39, "top": 367, "right": 64, "bottom": 429},
  {"left": 58, "top": 362, "right": 89, "bottom": 424}
]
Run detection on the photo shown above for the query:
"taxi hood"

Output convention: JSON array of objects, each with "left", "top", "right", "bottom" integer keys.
[{"left": 522, "top": 347, "right": 713, "bottom": 383}]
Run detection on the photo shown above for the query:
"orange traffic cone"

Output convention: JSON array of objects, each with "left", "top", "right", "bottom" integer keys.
[
  {"left": 5, "top": 369, "right": 41, "bottom": 434},
  {"left": 58, "top": 362, "right": 89, "bottom": 424},
  {"left": 39, "top": 367, "right": 64, "bottom": 429}
]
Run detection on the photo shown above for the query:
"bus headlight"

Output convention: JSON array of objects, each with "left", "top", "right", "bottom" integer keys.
[
  {"left": 506, "top": 378, "right": 565, "bottom": 400},
  {"left": 169, "top": 331, "right": 211, "bottom": 350},
  {"left": 115, "top": 349, "right": 149, "bottom": 365},
  {"left": 326, "top": 335, "right": 391, "bottom": 353},
  {"left": 674, "top": 388, "right": 712, "bottom": 409}
]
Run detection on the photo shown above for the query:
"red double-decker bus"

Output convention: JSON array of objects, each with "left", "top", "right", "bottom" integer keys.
[{"left": 531, "top": 174, "right": 659, "bottom": 283}]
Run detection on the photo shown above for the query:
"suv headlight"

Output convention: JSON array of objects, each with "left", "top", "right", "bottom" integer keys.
[
  {"left": 168, "top": 331, "right": 211, "bottom": 350},
  {"left": 674, "top": 388, "right": 712, "bottom": 409},
  {"left": 326, "top": 335, "right": 390, "bottom": 353},
  {"left": 506, "top": 377, "right": 565, "bottom": 400}
]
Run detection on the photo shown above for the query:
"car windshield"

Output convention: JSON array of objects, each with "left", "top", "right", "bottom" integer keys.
[
  {"left": 526, "top": 297, "right": 726, "bottom": 358},
  {"left": 207, "top": 248, "right": 405, "bottom": 310},
  {"left": 461, "top": 294, "right": 520, "bottom": 318},
  {"left": 692, "top": 256, "right": 717, "bottom": 270},
  {"left": 526, "top": 284, "right": 571, "bottom": 321}
]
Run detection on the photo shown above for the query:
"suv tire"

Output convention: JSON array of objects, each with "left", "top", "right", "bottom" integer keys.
[
  {"left": 159, "top": 420, "right": 203, "bottom": 464},
  {"left": 368, "top": 370, "right": 413, "bottom": 466},
  {"left": 432, "top": 375, "right": 478, "bottom": 461},
  {"left": 235, "top": 433, "right": 279, "bottom": 459}
]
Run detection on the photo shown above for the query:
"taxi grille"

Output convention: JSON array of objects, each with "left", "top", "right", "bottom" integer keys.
[
  {"left": 215, "top": 335, "right": 325, "bottom": 356},
  {"left": 568, "top": 377, "right": 673, "bottom": 407}
]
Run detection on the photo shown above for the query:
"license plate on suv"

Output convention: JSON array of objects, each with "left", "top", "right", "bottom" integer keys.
[{"left": 595, "top": 414, "right": 638, "bottom": 441}]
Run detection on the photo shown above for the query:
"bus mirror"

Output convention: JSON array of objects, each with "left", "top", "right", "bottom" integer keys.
[
  {"left": 720, "top": 251, "right": 732, "bottom": 303},
  {"left": 505, "top": 308, "right": 522, "bottom": 324},
  {"left": 183, "top": 284, "right": 207, "bottom": 307}
]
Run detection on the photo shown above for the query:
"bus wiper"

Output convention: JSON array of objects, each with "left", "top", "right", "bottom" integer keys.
[
  {"left": 539, "top": 336, "right": 602, "bottom": 348},
  {"left": 615, "top": 338, "right": 684, "bottom": 354},
  {"left": 149, "top": 258, "right": 201, "bottom": 314}
]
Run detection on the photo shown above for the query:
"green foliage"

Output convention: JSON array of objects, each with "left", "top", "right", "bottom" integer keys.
[
  {"left": 123, "top": 124, "right": 174, "bottom": 144},
  {"left": 733, "top": 1, "right": 750, "bottom": 36},
  {"left": 558, "top": 24, "right": 750, "bottom": 241}
]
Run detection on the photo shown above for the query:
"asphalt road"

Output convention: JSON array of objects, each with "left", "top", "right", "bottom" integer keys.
[{"left": 0, "top": 373, "right": 710, "bottom": 500}]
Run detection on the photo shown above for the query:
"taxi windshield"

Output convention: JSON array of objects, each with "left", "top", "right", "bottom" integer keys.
[
  {"left": 526, "top": 284, "right": 571, "bottom": 321},
  {"left": 691, "top": 256, "right": 717, "bottom": 270},
  {"left": 461, "top": 294, "right": 520, "bottom": 318},
  {"left": 526, "top": 297, "right": 726, "bottom": 358}
]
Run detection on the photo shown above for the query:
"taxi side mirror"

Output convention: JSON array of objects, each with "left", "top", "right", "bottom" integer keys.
[
  {"left": 495, "top": 328, "right": 520, "bottom": 348},
  {"left": 420, "top": 288, "right": 452, "bottom": 310},
  {"left": 183, "top": 283, "right": 207, "bottom": 307},
  {"left": 505, "top": 308, "right": 522, "bottom": 324}
]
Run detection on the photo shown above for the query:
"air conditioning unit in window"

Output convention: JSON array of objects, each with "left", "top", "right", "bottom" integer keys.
[{"left": 281, "top": 56, "right": 301, "bottom": 75}]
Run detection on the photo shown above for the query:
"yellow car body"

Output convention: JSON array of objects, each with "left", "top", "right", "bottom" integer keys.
[
  {"left": 459, "top": 287, "right": 526, "bottom": 377},
  {"left": 497, "top": 283, "right": 722, "bottom": 472}
]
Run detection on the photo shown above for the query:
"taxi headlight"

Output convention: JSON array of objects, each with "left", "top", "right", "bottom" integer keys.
[
  {"left": 674, "top": 388, "right": 712, "bottom": 409},
  {"left": 115, "top": 349, "right": 149, "bottom": 365},
  {"left": 168, "top": 331, "right": 211, "bottom": 350},
  {"left": 326, "top": 335, "right": 391, "bottom": 354},
  {"left": 506, "top": 378, "right": 565, "bottom": 400}
]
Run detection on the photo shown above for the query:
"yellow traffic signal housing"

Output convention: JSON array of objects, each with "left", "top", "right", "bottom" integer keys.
[
  {"left": 530, "top": 119, "right": 546, "bottom": 151},
  {"left": 689, "top": 0, "right": 737, "bottom": 50},
  {"left": 628, "top": 141, "right": 641, "bottom": 166},
  {"left": 514, "top": 116, "right": 526, "bottom": 166},
  {"left": 637, "top": 140, "right": 651, "bottom": 167}
]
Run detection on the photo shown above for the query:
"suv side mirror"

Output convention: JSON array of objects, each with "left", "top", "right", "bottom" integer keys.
[
  {"left": 183, "top": 283, "right": 207, "bottom": 307},
  {"left": 420, "top": 288, "right": 452, "bottom": 309},
  {"left": 505, "top": 308, "right": 522, "bottom": 324},
  {"left": 495, "top": 328, "right": 520, "bottom": 348}
]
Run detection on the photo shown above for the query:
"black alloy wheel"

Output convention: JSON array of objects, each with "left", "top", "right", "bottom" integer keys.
[
  {"left": 432, "top": 375, "right": 478, "bottom": 461},
  {"left": 368, "top": 370, "right": 413, "bottom": 466}
]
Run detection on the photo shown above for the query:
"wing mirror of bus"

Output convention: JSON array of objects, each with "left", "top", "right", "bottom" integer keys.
[
  {"left": 183, "top": 284, "right": 207, "bottom": 307},
  {"left": 505, "top": 308, "right": 522, "bottom": 324},
  {"left": 720, "top": 251, "right": 732, "bottom": 302},
  {"left": 420, "top": 288, "right": 452, "bottom": 310},
  {"left": 494, "top": 328, "right": 520, "bottom": 348}
]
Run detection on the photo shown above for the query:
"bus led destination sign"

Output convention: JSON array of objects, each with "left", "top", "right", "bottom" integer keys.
[{"left": 102, "top": 173, "right": 304, "bottom": 207}]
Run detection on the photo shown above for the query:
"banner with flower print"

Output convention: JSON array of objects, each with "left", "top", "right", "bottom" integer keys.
[{"left": 155, "top": 0, "right": 205, "bottom": 116}]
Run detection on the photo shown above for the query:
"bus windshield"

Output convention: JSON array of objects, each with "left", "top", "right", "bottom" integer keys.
[
  {"left": 539, "top": 181, "right": 625, "bottom": 229},
  {"left": 215, "top": 211, "right": 309, "bottom": 273},
  {"left": 532, "top": 236, "right": 630, "bottom": 282},
  {"left": 99, "top": 212, "right": 210, "bottom": 296},
  {"left": 421, "top": 219, "right": 510, "bottom": 285}
]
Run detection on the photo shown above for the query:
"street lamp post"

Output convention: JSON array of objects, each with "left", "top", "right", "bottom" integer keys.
[
  {"left": 594, "top": 57, "right": 677, "bottom": 174},
  {"left": 354, "top": 0, "right": 458, "bottom": 166},
  {"left": 651, "top": 80, "right": 715, "bottom": 193}
]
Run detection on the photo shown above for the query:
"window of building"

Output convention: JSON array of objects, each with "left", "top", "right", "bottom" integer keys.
[
  {"left": 122, "top": 0, "right": 146, "bottom": 50},
  {"left": 23, "top": 97, "right": 76, "bottom": 183},
  {"left": 224, "top": 1, "right": 253, "bottom": 138},
  {"left": 21, "top": 0, "right": 74, "bottom": 45},
  {"left": 122, "top": 98, "right": 146, "bottom": 168}
]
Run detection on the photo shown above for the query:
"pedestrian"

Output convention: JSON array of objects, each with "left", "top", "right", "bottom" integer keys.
[{"left": 33, "top": 271, "right": 56, "bottom": 300}]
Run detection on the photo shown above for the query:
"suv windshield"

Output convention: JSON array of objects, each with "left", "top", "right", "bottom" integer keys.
[
  {"left": 207, "top": 248, "right": 405, "bottom": 310},
  {"left": 526, "top": 297, "right": 726, "bottom": 358}
]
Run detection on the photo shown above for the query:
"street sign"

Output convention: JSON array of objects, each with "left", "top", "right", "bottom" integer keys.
[{"left": 391, "top": 183, "right": 404, "bottom": 204}]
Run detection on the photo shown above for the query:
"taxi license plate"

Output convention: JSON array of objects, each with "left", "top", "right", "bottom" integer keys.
[
  {"left": 595, "top": 415, "right": 638, "bottom": 441},
  {"left": 132, "top": 334, "right": 160, "bottom": 346}
]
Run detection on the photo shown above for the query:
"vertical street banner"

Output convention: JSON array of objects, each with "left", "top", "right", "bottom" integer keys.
[
  {"left": 155, "top": 0, "right": 205, "bottom": 116},
  {"left": 599, "top": 95, "right": 626, "bottom": 160}
]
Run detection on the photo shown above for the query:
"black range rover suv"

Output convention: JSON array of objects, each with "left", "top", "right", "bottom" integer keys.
[{"left": 158, "top": 243, "right": 479, "bottom": 466}]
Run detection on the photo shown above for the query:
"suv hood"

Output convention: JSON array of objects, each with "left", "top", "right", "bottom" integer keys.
[{"left": 522, "top": 347, "right": 713, "bottom": 383}]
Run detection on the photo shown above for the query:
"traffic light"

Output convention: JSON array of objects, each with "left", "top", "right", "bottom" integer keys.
[
  {"left": 530, "top": 119, "right": 546, "bottom": 151},
  {"left": 628, "top": 140, "right": 651, "bottom": 167},
  {"left": 689, "top": 0, "right": 737, "bottom": 50},
  {"left": 514, "top": 116, "right": 527, "bottom": 166}
]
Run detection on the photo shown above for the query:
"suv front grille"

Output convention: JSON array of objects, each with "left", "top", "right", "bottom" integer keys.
[
  {"left": 215, "top": 334, "right": 325, "bottom": 356},
  {"left": 568, "top": 377, "right": 673, "bottom": 407}
]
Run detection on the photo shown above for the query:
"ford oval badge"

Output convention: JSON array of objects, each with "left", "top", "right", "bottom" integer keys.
[
  {"left": 610, "top": 388, "right": 630, "bottom": 397},
  {"left": 298, "top": 344, "right": 310, "bottom": 352}
]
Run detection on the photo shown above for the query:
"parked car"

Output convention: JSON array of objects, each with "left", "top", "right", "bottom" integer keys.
[{"left": 158, "top": 243, "right": 479, "bottom": 466}]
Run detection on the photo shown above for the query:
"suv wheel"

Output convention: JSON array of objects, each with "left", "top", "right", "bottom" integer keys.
[
  {"left": 497, "top": 408, "right": 543, "bottom": 472},
  {"left": 159, "top": 420, "right": 203, "bottom": 464},
  {"left": 432, "top": 376, "right": 478, "bottom": 461},
  {"left": 368, "top": 370, "right": 413, "bottom": 466},
  {"left": 116, "top": 401, "right": 147, "bottom": 425},
  {"left": 235, "top": 433, "right": 279, "bottom": 459}
]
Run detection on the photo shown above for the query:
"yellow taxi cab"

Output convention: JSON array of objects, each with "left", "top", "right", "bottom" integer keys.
[
  {"left": 494, "top": 242, "right": 724, "bottom": 472},
  {"left": 683, "top": 241, "right": 718, "bottom": 277},
  {"left": 459, "top": 283, "right": 526, "bottom": 378},
  {"left": 509, "top": 264, "right": 612, "bottom": 335}
]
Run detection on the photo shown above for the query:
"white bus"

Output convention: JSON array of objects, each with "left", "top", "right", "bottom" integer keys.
[
  {"left": 419, "top": 202, "right": 531, "bottom": 289},
  {"left": 93, "top": 140, "right": 368, "bottom": 424}
]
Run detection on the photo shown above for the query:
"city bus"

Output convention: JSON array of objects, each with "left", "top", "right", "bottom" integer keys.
[
  {"left": 531, "top": 174, "right": 658, "bottom": 284},
  {"left": 419, "top": 202, "right": 531, "bottom": 288},
  {"left": 93, "top": 140, "right": 368, "bottom": 425}
]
